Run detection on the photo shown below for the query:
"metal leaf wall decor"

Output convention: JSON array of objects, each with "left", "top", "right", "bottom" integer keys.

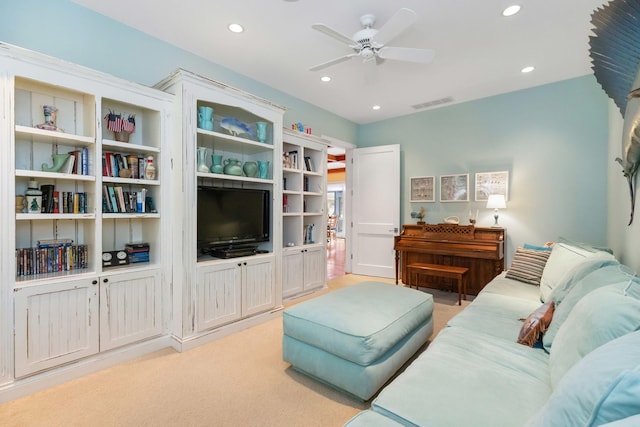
[{"left": 589, "top": 0, "right": 640, "bottom": 225}]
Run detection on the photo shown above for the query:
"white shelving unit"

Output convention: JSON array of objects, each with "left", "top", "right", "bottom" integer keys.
[
  {"left": 155, "top": 69, "right": 285, "bottom": 348},
  {"left": 0, "top": 43, "right": 173, "bottom": 386},
  {"left": 281, "top": 129, "right": 328, "bottom": 299}
]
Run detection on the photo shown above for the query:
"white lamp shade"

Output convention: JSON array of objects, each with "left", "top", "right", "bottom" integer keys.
[{"left": 486, "top": 194, "right": 506, "bottom": 209}]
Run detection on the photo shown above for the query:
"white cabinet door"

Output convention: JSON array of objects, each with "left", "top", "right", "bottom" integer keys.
[
  {"left": 242, "top": 256, "right": 275, "bottom": 317},
  {"left": 282, "top": 249, "right": 304, "bottom": 298},
  {"left": 196, "top": 262, "right": 242, "bottom": 332},
  {"left": 303, "top": 246, "right": 325, "bottom": 291},
  {"left": 99, "top": 269, "right": 162, "bottom": 352},
  {"left": 14, "top": 278, "right": 99, "bottom": 378}
]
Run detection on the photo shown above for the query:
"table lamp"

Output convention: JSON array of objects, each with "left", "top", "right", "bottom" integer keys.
[{"left": 486, "top": 194, "right": 506, "bottom": 227}]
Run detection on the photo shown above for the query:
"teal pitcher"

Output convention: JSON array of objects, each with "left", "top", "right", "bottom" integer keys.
[{"left": 223, "top": 158, "right": 243, "bottom": 176}]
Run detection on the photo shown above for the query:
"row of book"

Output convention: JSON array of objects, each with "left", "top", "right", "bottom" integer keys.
[
  {"left": 103, "top": 152, "right": 146, "bottom": 179},
  {"left": 52, "top": 148, "right": 90, "bottom": 175},
  {"left": 16, "top": 239, "right": 88, "bottom": 276},
  {"left": 102, "top": 185, "right": 150, "bottom": 213},
  {"left": 38, "top": 185, "right": 89, "bottom": 214}
]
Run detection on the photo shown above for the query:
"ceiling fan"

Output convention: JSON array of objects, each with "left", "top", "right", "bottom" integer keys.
[{"left": 310, "top": 8, "right": 435, "bottom": 72}]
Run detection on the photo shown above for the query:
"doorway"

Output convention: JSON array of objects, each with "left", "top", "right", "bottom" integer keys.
[{"left": 327, "top": 145, "right": 346, "bottom": 280}]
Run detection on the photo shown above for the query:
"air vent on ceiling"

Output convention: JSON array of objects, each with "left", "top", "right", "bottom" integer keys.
[{"left": 411, "top": 96, "right": 454, "bottom": 110}]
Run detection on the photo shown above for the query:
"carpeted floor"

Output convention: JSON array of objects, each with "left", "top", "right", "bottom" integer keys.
[{"left": 0, "top": 275, "right": 471, "bottom": 427}]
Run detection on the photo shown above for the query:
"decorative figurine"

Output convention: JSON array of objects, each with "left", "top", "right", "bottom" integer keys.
[
  {"left": 220, "top": 117, "right": 254, "bottom": 138},
  {"left": 35, "top": 105, "right": 63, "bottom": 132}
]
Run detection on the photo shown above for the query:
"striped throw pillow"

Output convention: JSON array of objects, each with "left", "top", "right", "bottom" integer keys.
[{"left": 505, "top": 247, "right": 551, "bottom": 286}]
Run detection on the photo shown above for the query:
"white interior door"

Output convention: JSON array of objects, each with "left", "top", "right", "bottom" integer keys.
[{"left": 350, "top": 144, "right": 400, "bottom": 278}]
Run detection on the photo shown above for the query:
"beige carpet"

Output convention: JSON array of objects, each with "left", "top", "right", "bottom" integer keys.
[{"left": 0, "top": 275, "right": 470, "bottom": 427}]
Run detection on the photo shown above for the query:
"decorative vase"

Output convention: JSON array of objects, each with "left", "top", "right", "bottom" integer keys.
[
  {"left": 243, "top": 161, "right": 258, "bottom": 178},
  {"left": 36, "top": 105, "right": 62, "bottom": 132},
  {"left": 210, "top": 154, "right": 223, "bottom": 174},
  {"left": 256, "top": 121, "right": 268, "bottom": 143},
  {"left": 223, "top": 158, "right": 243, "bottom": 176},
  {"left": 197, "top": 147, "right": 210, "bottom": 173},
  {"left": 198, "top": 106, "right": 214, "bottom": 131},
  {"left": 41, "top": 153, "right": 70, "bottom": 173},
  {"left": 257, "top": 160, "right": 270, "bottom": 179},
  {"left": 15, "top": 195, "right": 25, "bottom": 213}
]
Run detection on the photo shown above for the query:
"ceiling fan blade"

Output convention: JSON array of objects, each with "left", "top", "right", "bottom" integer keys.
[
  {"left": 309, "top": 54, "right": 358, "bottom": 71},
  {"left": 377, "top": 46, "right": 435, "bottom": 64},
  {"left": 371, "top": 8, "right": 417, "bottom": 46},
  {"left": 312, "top": 24, "right": 357, "bottom": 47}
]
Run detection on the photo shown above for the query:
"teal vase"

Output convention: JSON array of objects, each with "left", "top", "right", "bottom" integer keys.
[
  {"left": 223, "top": 158, "right": 243, "bottom": 176},
  {"left": 243, "top": 161, "right": 258, "bottom": 178},
  {"left": 210, "top": 154, "right": 223, "bottom": 174}
]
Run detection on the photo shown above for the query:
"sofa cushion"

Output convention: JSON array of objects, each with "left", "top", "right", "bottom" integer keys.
[
  {"left": 282, "top": 281, "right": 433, "bottom": 366},
  {"left": 543, "top": 264, "right": 638, "bottom": 352},
  {"left": 547, "top": 257, "right": 621, "bottom": 305},
  {"left": 517, "top": 301, "right": 554, "bottom": 347},
  {"left": 539, "top": 243, "right": 614, "bottom": 302},
  {"left": 526, "top": 331, "right": 640, "bottom": 427},
  {"left": 372, "top": 326, "right": 551, "bottom": 427},
  {"left": 549, "top": 282, "right": 640, "bottom": 387},
  {"left": 447, "top": 291, "right": 542, "bottom": 341},
  {"left": 505, "top": 247, "right": 551, "bottom": 286},
  {"left": 599, "top": 415, "right": 640, "bottom": 426},
  {"left": 481, "top": 272, "right": 541, "bottom": 301}
]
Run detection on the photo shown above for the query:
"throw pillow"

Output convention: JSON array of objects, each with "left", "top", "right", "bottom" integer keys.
[
  {"left": 523, "top": 243, "right": 553, "bottom": 252},
  {"left": 548, "top": 283, "right": 640, "bottom": 388},
  {"left": 539, "top": 242, "right": 613, "bottom": 302},
  {"left": 517, "top": 301, "right": 554, "bottom": 347},
  {"left": 505, "top": 247, "right": 551, "bottom": 286},
  {"left": 542, "top": 264, "right": 637, "bottom": 352},
  {"left": 525, "top": 331, "right": 640, "bottom": 427}
]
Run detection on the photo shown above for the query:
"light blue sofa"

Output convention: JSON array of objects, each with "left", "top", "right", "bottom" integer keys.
[{"left": 345, "top": 242, "right": 640, "bottom": 427}]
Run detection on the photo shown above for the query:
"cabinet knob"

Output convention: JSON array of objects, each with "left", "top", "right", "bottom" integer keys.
[
  {"left": 103, "top": 278, "right": 108, "bottom": 283},
  {"left": 92, "top": 280, "right": 98, "bottom": 285},
  {"left": 237, "top": 263, "right": 242, "bottom": 267}
]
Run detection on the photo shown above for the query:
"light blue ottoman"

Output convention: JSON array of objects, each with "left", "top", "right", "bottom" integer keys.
[{"left": 283, "top": 281, "right": 434, "bottom": 400}]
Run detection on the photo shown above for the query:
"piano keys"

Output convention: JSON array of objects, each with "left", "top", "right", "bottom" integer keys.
[{"left": 394, "top": 223, "right": 505, "bottom": 296}]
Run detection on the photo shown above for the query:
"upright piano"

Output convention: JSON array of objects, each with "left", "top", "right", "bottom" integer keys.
[{"left": 394, "top": 223, "right": 505, "bottom": 296}]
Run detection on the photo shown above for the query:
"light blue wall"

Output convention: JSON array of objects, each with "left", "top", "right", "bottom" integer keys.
[
  {"left": 0, "top": 0, "right": 357, "bottom": 143},
  {"left": 358, "top": 76, "right": 610, "bottom": 262}
]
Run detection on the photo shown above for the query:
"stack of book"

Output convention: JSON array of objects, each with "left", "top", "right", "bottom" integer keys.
[
  {"left": 103, "top": 186, "right": 148, "bottom": 213},
  {"left": 103, "top": 152, "right": 146, "bottom": 179},
  {"left": 37, "top": 184, "right": 88, "bottom": 214},
  {"left": 125, "top": 242, "right": 150, "bottom": 263}
]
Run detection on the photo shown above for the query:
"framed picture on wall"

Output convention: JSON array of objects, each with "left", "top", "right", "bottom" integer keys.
[
  {"left": 475, "top": 171, "right": 509, "bottom": 201},
  {"left": 440, "top": 174, "right": 469, "bottom": 202},
  {"left": 410, "top": 176, "right": 435, "bottom": 202}
]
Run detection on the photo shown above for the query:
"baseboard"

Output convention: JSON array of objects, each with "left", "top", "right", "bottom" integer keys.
[
  {"left": 170, "top": 307, "right": 284, "bottom": 352},
  {"left": 0, "top": 335, "right": 173, "bottom": 404}
]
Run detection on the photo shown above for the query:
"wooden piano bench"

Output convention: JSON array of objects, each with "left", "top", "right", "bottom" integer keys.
[{"left": 406, "top": 263, "right": 469, "bottom": 305}]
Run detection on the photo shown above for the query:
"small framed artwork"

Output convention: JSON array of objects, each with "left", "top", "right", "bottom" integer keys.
[
  {"left": 410, "top": 176, "right": 435, "bottom": 202},
  {"left": 440, "top": 174, "right": 469, "bottom": 202},
  {"left": 475, "top": 171, "right": 509, "bottom": 201}
]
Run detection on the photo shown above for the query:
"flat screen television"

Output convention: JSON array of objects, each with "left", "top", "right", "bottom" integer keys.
[{"left": 197, "top": 187, "right": 270, "bottom": 255}]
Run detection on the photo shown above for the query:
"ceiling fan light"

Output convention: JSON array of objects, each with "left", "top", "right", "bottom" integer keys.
[
  {"left": 228, "top": 23, "right": 244, "bottom": 33},
  {"left": 502, "top": 5, "right": 521, "bottom": 17}
]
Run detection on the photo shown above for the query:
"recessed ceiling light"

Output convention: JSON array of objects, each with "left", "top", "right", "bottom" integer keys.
[
  {"left": 502, "top": 5, "right": 521, "bottom": 17},
  {"left": 521, "top": 66, "right": 535, "bottom": 73},
  {"left": 321, "top": 76, "right": 331, "bottom": 82},
  {"left": 228, "top": 23, "right": 244, "bottom": 33},
  {"left": 372, "top": 105, "right": 381, "bottom": 110}
]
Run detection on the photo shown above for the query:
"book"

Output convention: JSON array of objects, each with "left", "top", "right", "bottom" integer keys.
[
  {"left": 115, "top": 186, "right": 126, "bottom": 212},
  {"left": 107, "top": 186, "right": 119, "bottom": 213},
  {"left": 68, "top": 151, "right": 80, "bottom": 174},
  {"left": 81, "top": 147, "right": 89, "bottom": 175},
  {"left": 63, "top": 155, "right": 75, "bottom": 174},
  {"left": 53, "top": 191, "right": 59, "bottom": 213},
  {"left": 40, "top": 184, "right": 54, "bottom": 213}
]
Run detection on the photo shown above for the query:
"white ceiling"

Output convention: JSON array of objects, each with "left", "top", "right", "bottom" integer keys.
[{"left": 73, "top": 0, "right": 607, "bottom": 124}]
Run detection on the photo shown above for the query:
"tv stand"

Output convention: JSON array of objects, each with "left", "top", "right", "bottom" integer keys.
[{"left": 208, "top": 245, "right": 258, "bottom": 259}]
